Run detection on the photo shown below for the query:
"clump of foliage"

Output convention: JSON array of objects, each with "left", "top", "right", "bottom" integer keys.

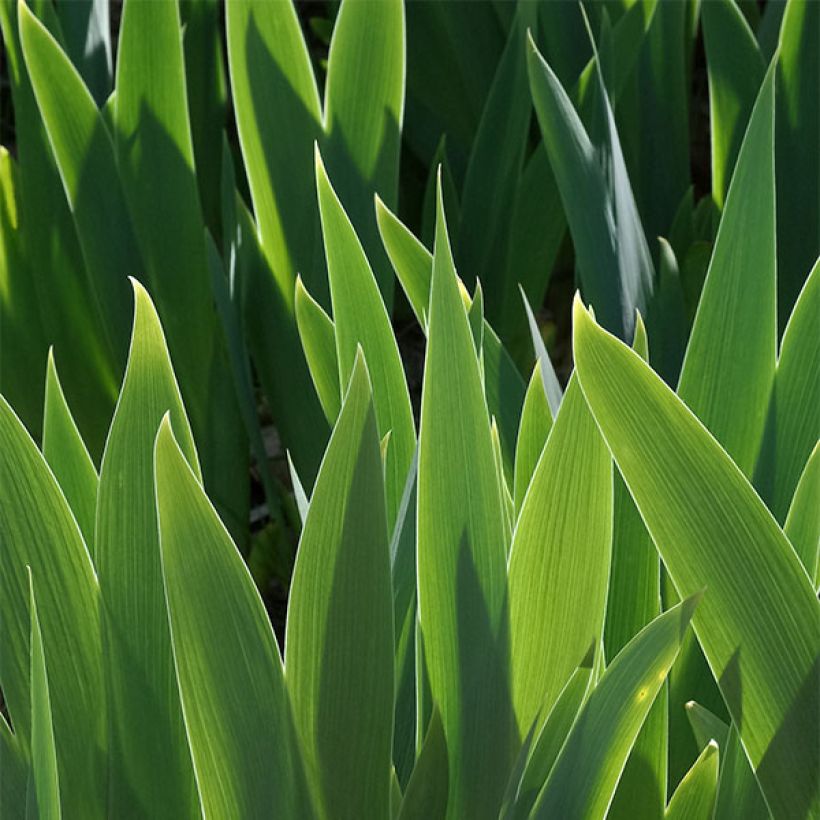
[{"left": 0, "top": 1, "right": 817, "bottom": 819}]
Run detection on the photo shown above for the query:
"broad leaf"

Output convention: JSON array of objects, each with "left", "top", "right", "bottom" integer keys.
[
  {"left": 0, "top": 396, "right": 103, "bottom": 818},
  {"left": 285, "top": 352, "right": 393, "bottom": 820},
  {"left": 509, "top": 375, "right": 612, "bottom": 734},
  {"left": 155, "top": 418, "right": 314, "bottom": 818},
  {"left": 96, "top": 281, "right": 199, "bottom": 818},
  {"left": 530, "top": 596, "right": 699, "bottom": 819},
  {"left": 416, "top": 183, "right": 514, "bottom": 819},
  {"left": 573, "top": 298, "right": 820, "bottom": 817}
]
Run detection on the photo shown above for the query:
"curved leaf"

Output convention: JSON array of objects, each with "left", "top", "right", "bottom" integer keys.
[
  {"left": 155, "top": 418, "right": 314, "bottom": 818},
  {"left": 531, "top": 596, "right": 699, "bottom": 819},
  {"left": 573, "top": 297, "right": 820, "bottom": 817},
  {"left": 784, "top": 444, "right": 820, "bottom": 583}
]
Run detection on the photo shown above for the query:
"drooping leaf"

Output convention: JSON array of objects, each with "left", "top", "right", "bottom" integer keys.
[
  {"left": 573, "top": 298, "right": 820, "bottom": 817},
  {"left": 285, "top": 352, "right": 393, "bottom": 820},
  {"left": 96, "top": 281, "right": 199, "bottom": 818},
  {"left": 416, "top": 183, "right": 514, "bottom": 819},
  {"left": 527, "top": 31, "right": 654, "bottom": 342},
  {"left": 530, "top": 595, "right": 699, "bottom": 819},
  {"left": 664, "top": 741, "right": 719, "bottom": 820},
  {"left": 509, "top": 375, "right": 612, "bottom": 734},
  {"left": 677, "top": 63, "right": 777, "bottom": 476},
  {"left": 155, "top": 417, "right": 315, "bottom": 818},
  {"left": 315, "top": 149, "right": 415, "bottom": 527}
]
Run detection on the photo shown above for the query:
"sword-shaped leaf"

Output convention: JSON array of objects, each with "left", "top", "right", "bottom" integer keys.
[
  {"left": 285, "top": 352, "right": 393, "bottom": 820},
  {"left": 573, "top": 298, "right": 820, "bottom": 817},
  {"left": 155, "top": 418, "right": 315, "bottom": 818},
  {"left": 416, "top": 182, "right": 514, "bottom": 819},
  {"left": 531, "top": 596, "right": 699, "bottom": 819}
]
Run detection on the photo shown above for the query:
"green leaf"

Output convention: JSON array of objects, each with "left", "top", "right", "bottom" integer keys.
[
  {"left": 530, "top": 595, "right": 699, "bottom": 819},
  {"left": 503, "top": 653, "right": 595, "bottom": 820},
  {"left": 664, "top": 741, "right": 719, "bottom": 820},
  {"left": 295, "top": 276, "right": 341, "bottom": 425},
  {"left": 315, "top": 149, "right": 415, "bottom": 527},
  {"left": 520, "top": 287, "right": 562, "bottom": 417},
  {"left": 512, "top": 363, "right": 553, "bottom": 515},
  {"left": 225, "top": 0, "right": 323, "bottom": 302},
  {"left": 775, "top": 0, "right": 819, "bottom": 326},
  {"left": 19, "top": 1, "right": 133, "bottom": 374},
  {"left": 701, "top": 0, "right": 765, "bottom": 210},
  {"left": 96, "top": 281, "right": 199, "bottom": 817},
  {"left": 417, "top": 183, "right": 514, "bottom": 819},
  {"left": 285, "top": 351, "right": 393, "bottom": 820},
  {"left": 54, "top": 0, "right": 111, "bottom": 105},
  {"left": 644, "top": 237, "right": 687, "bottom": 386},
  {"left": 233, "top": 183, "right": 329, "bottom": 486},
  {"left": 618, "top": 1, "right": 690, "bottom": 244},
  {"left": 509, "top": 375, "right": 612, "bottom": 734},
  {"left": 0, "top": 397, "right": 104, "bottom": 818},
  {"left": 114, "top": 0, "right": 247, "bottom": 541},
  {"left": 685, "top": 701, "right": 729, "bottom": 753},
  {"left": 376, "top": 195, "right": 432, "bottom": 328},
  {"left": 605, "top": 316, "right": 668, "bottom": 820},
  {"left": 457, "top": 5, "right": 534, "bottom": 318},
  {"left": 180, "top": 0, "right": 226, "bottom": 239},
  {"left": 41, "top": 350, "right": 98, "bottom": 556},
  {"left": 713, "top": 725, "right": 770, "bottom": 820},
  {"left": 784, "top": 444, "right": 820, "bottom": 583},
  {"left": 573, "top": 298, "right": 820, "bottom": 817},
  {"left": 756, "top": 260, "right": 819, "bottom": 521},
  {"left": 677, "top": 64, "right": 776, "bottom": 476},
  {"left": 0, "top": 715, "right": 27, "bottom": 819},
  {"left": 27, "top": 570, "right": 61, "bottom": 820},
  {"left": 527, "top": 31, "right": 654, "bottom": 341},
  {"left": 375, "top": 196, "right": 525, "bottom": 481},
  {"left": 323, "top": 0, "right": 404, "bottom": 306},
  {"left": 155, "top": 417, "right": 315, "bottom": 818},
  {"left": 396, "top": 709, "right": 448, "bottom": 820}
]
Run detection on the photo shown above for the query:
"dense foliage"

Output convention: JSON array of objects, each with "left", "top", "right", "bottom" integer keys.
[{"left": 0, "top": 1, "right": 817, "bottom": 818}]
